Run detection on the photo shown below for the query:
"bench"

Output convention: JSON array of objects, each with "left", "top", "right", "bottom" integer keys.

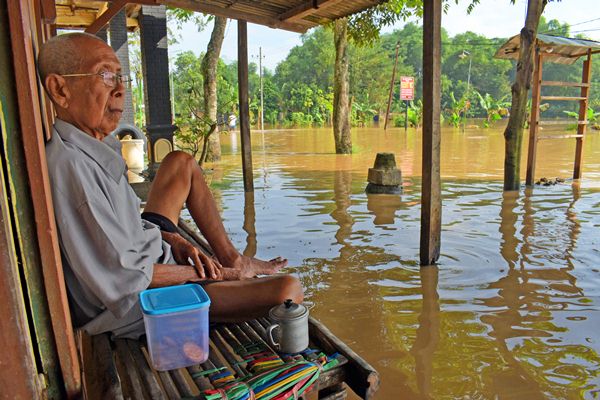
[{"left": 76, "top": 215, "right": 379, "bottom": 399}]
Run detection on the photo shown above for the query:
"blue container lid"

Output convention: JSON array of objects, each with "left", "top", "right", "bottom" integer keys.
[{"left": 140, "top": 284, "right": 211, "bottom": 316}]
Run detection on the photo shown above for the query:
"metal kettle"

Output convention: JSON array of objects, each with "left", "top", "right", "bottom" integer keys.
[{"left": 266, "top": 299, "right": 309, "bottom": 354}]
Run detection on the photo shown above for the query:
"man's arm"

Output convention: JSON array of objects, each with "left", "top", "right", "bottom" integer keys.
[
  {"left": 149, "top": 264, "right": 203, "bottom": 288},
  {"left": 160, "top": 231, "right": 222, "bottom": 280},
  {"left": 149, "top": 263, "right": 244, "bottom": 288}
]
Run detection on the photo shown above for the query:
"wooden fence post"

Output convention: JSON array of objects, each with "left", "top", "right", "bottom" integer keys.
[
  {"left": 420, "top": 0, "right": 442, "bottom": 266},
  {"left": 238, "top": 20, "right": 254, "bottom": 192}
]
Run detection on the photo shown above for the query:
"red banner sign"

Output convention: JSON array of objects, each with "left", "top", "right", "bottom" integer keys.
[{"left": 400, "top": 76, "right": 415, "bottom": 101}]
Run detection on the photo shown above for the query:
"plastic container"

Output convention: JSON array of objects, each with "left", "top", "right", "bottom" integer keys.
[{"left": 139, "top": 284, "right": 211, "bottom": 371}]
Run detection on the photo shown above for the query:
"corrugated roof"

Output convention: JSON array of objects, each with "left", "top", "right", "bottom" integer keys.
[
  {"left": 495, "top": 33, "right": 600, "bottom": 65},
  {"left": 55, "top": 0, "right": 386, "bottom": 33}
]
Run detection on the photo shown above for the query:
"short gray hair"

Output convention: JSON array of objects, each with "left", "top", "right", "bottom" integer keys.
[{"left": 38, "top": 32, "right": 106, "bottom": 84}]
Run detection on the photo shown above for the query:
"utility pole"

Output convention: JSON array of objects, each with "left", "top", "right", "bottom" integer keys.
[
  {"left": 384, "top": 42, "right": 400, "bottom": 131},
  {"left": 259, "top": 46, "right": 264, "bottom": 131}
]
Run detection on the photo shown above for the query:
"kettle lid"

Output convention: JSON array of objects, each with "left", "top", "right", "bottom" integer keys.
[{"left": 269, "top": 299, "right": 308, "bottom": 320}]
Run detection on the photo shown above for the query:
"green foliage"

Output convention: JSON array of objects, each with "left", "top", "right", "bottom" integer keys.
[
  {"left": 446, "top": 92, "right": 470, "bottom": 127},
  {"left": 393, "top": 100, "right": 424, "bottom": 128},
  {"left": 563, "top": 107, "right": 600, "bottom": 130},
  {"left": 171, "top": 52, "right": 219, "bottom": 165},
  {"left": 128, "top": 30, "right": 145, "bottom": 128},
  {"left": 474, "top": 91, "right": 510, "bottom": 127},
  {"left": 161, "top": 9, "right": 600, "bottom": 131}
]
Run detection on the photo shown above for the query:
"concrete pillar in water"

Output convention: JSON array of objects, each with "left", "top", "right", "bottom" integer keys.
[{"left": 365, "top": 153, "right": 402, "bottom": 194}]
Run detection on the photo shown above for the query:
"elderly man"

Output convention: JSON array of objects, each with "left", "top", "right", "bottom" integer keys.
[{"left": 39, "top": 32, "right": 302, "bottom": 338}]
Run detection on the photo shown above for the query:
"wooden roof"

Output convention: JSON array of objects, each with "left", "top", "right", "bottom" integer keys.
[
  {"left": 56, "top": 1, "right": 141, "bottom": 31},
  {"left": 54, "top": 0, "right": 386, "bottom": 33},
  {"left": 495, "top": 33, "right": 600, "bottom": 65}
]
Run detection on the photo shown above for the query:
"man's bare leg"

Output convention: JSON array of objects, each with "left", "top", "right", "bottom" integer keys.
[
  {"left": 143, "top": 151, "right": 287, "bottom": 275},
  {"left": 203, "top": 275, "right": 303, "bottom": 321}
]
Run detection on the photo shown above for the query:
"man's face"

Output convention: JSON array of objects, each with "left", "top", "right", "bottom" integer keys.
[{"left": 63, "top": 38, "right": 125, "bottom": 139}]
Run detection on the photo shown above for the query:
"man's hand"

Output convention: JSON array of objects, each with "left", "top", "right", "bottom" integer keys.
[{"left": 161, "top": 232, "right": 222, "bottom": 280}]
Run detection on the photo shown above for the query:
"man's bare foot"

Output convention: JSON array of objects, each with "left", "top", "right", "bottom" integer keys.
[{"left": 229, "top": 255, "right": 288, "bottom": 279}]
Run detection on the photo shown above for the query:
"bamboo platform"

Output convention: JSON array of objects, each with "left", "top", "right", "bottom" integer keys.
[{"left": 76, "top": 215, "right": 379, "bottom": 399}]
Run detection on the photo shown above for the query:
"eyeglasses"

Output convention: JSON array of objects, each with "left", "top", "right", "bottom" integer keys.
[{"left": 61, "top": 71, "right": 132, "bottom": 88}]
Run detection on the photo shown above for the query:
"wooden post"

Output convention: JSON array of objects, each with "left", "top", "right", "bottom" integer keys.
[
  {"left": 420, "top": 0, "right": 442, "bottom": 266},
  {"left": 8, "top": 0, "right": 81, "bottom": 396},
  {"left": 384, "top": 42, "right": 400, "bottom": 131},
  {"left": 573, "top": 49, "right": 592, "bottom": 180},
  {"left": 238, "top": 20, "right": 254, "bottom": 192},
  {"left": 525, "top": 50, "right": 542, "bottom": 186},
  {"left": 0, "top": 119, "right": 41, "bottom": 400}
]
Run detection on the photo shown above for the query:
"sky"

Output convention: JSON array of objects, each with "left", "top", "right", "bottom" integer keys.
[{"left": 169, "top": 0, "right": 600, "bottom": 71}]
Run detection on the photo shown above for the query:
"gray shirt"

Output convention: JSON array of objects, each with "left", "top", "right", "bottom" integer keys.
[{"left": 46, "top": 119, "right": 174, "bottom": 338}]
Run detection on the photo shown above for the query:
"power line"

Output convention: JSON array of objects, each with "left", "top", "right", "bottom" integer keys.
[{"left": 541, "top": 16, "right": 600, "bottom": 34}]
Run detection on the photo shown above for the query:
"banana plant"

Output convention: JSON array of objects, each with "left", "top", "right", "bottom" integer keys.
[
  {"left": 563, "top": 107, "right": 599, "bottom": 130},
  {"left": 474, "top": 91, "right": 510, "bottom": 128},
  {"left": 446, "top": 92, "right": 469, "bottom": 127}
]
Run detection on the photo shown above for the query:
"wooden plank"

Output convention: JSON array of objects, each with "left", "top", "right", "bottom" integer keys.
[
  {"left": 84, "top": 0, "right": 127, "bottom": 34},
  {"left": 211, "top": 327, "right": 248, "bottom": 378},
  {"left": 114, "top": 339, "right": 147, "bottom": 399},
  {"left": 419, "top": 0, "right": 442, "bottom": 266},
  {"left": 238, "top": 20, "right": 254, "bottom": 192},
  {"left": 540, "top": 95, "right": 587, "bottom": 101},
  {"left": 126, "top": 339, "right": 167, "bottom": 400},
  {"left": 39, "top": 0, "right": 56, "bottom": 24},
  {"left": 526, "top": 50, "right": 543, "bottom": 186},
  {"left": 7, "top": 0, "right": 81, "bottom": 396},
  {"left": 0, "top": 110, "right": 40, "bottom": 399},
  {"left": 309, "top": 317, "right": 379, "bottom": 400},
  {"left": 186, "top": 364, "right": 212, "bottom": 392},
  {"left": 169, "top": 368, "right": 197, "bottom": 397},
  {"left": 278, "top": 0, "right": 345, "bottom": 22},
  {"left": 541, "top": 80, "right": 590, "bottom": 88},
  {"left": 156, "top": 369, "right": 181, "bottom": 400},
  {"left": 574, "top": 49, "right": 592, "bottom": 180},
  {"left": 538, "top": 134, "right": 584, "bottom": 140},
  {"left": 78, "top": 333, "right": 124, "bottom": 400},
  {"left": 160, "top": 0, "right": 307, "bottom": 32},
  {"left": 538, "top": 120, "right": 587, "bottom": 125}
]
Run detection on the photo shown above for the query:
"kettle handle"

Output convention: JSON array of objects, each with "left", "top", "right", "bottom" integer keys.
[{"left": 266, "top": 323, "right": 281, "bottom": 350}]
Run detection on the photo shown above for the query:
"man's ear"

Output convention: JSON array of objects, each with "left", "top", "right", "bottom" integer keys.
[{"left": 45, "top": 74, "right": 70, "bottom": 109}]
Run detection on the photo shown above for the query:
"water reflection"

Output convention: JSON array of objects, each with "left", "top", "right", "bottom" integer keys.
[
  {"left": 242, "top": 191, "right": 257, "bottom": 258},
  {"left": 367, "top": 194, "right": 404, "bottom": 225},
  {"left": 202, "top": 126, "right": 600, "bottom": 399},
  {"left": 410, "top": 266, "right": 440, "bottom": 400}
]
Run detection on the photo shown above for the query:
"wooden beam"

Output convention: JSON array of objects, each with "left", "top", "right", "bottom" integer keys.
[
  {"left": 420, "top": 0, "right": 442, "bottom": 266},
  {"left": 85, "top": 0, "right": 127, "bottom": 34},
  {"left": 40, "top": 0, "right": 57, "bottom": 24},
  {"left": 525, "top": 50, "right": 542, "bottom": 186},
  {"left": 7, "top": 0, "right": 81, "bottom": 396},
  {"left": 158, "top": 0, "right": 308, "bottom": 33},
  {"left": 540, "top": 95, "right": 587, "bottom": 101},
  {"left": 0, "top": 114, "right": 40, "bottom": 400},
  {"left": 574, "top": 49, "right": 592, "bottom": 180},
  {"left": 541, "top": 80, "right": 590, "bottom": 88},
  {"left": 278, "top": 0, "right": 345, "bottom": 22},
  {"left": 238, "top": 20, "right": 254, "bottom": 192}
]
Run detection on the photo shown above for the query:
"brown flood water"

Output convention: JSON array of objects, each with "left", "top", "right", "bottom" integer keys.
[{"left": 194, "top": 123, "right": 600, "bottom": 399}]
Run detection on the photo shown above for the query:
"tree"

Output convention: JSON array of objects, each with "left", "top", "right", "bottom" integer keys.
[
  {"left": 168, "top": 10, "right": 227, "bottom": 163},
  {"left": 330, "top": 0, "right": 423, "bottom": 154},
  {"left": 333, "top": 18, "right": 352, "bottom": 154},
  {"left": 502, "top": 0, "right": 547, "bottom": 190},
  {"left": 202, "top": 16, "right": 227, "bottom": 162}
]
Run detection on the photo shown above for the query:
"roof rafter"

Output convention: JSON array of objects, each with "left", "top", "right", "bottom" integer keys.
[
  {"left": 85, "top": 0, "right": 128, "bottom": 33},
  {"left": 278, "top": 0, "right": 345, "bottom": 22},
  {"left": 160, "top": 0, "right": 308, "bottom": 32}
]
